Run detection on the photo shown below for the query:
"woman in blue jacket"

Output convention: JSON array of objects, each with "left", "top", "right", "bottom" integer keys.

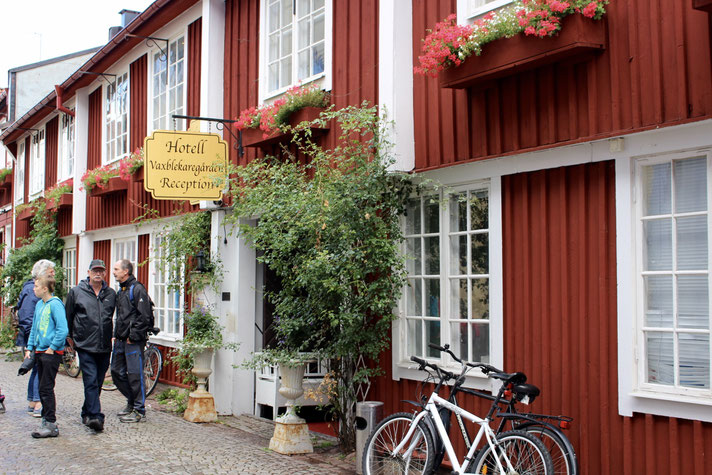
[{"left": 25, "top": 275, "right": 67, "bottom": 438}]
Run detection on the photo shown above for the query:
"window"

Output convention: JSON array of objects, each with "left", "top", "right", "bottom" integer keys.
[
  {"left": 636, "top": 155, "right": 711, "bottom": 397},
  {"left": 63, "top": 248, "right": 77, "bottom": 289},
  {"left": 29, "top": 130, "right": 45, "bottom": 197},
  {"left": 402, "top": 185, "right": 495, "bottom": 369},
  {"left": 152, "top": 235, "right": 184, "bottom": 338},
  {"left": 59, "top": 112, "right": 75, "bottom": 181},
  {"left": 14, "top": 141, "right": 25, "bottom": 204},
  {"left": 261, "top": 0, "right": 331, "bottom": 98},
  {"left": 105, "top": 72, "right": 129, "bottom": 163},
  {"left": 152, "top": 36, "right": 185, "bottom": 131},
  {"left": 113, "top": 238, "right": 137, "bottom": 288},
  {"left": 457, "top": 0, "right": 512, "bottom": 23}
]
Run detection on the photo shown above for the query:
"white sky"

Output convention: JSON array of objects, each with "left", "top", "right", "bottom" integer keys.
[{"left": 0, "top": 0, "right": 156, "bottom": 89}]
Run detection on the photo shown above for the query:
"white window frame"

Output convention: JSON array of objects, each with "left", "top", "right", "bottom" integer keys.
[
  {"left": 150, "top": 234, "right": 185, "bottom": 340},
  {"left": 104, "top": 71, "right": 129, "bottom": 164},
  {"left": 112, "top": 237, "right": 138, "bottom": 289},
  {"left": 457, "top": 0, "right": 513, "bottom": 24},
  {"left": 392, "top": 179, "right": 504, "bottom": 391},
  {"left": 29, "top": 129, "right": 45, "bottom": 198},
  {"left": 14, "top": 141, "right": 25, "bottom": 205},
  {"left": 258, "top": 0, "right": 333, "bottom": 102},
  {"left": 150, "top": 34, "right": 187, "bottom": 132},
  {"left": 63, "top": 248, "right": 77, "bottom": 289},
  {"left": 58, "top": 111, "right": 75, "bottom": 182}
]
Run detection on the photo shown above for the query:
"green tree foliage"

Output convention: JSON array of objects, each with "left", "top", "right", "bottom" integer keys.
[{"left": 226, "top": 103, "right": 418, "bottom": 450}]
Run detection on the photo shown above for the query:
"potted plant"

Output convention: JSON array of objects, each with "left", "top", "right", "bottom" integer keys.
[
  {"left": 119, "top": 147, "right": 144, "bottom": 182},
  {"left": 81, "top": 164, "right": 125, "bottom": 196}
]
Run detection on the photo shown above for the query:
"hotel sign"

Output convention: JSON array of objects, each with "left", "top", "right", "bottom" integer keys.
[{"left": 143, "top": 130, "right": 228, "bottom": 203}]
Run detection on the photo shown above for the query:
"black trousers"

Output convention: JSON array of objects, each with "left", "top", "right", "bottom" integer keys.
[
  {"left": 77, "top": 350, "right": 111, "bottom": 422},
  {"left": 36, "top": 352, "right": 62, "bottom": 423},
  {"left": 110, "top": 340, "right": 146, "bottom": 414}
]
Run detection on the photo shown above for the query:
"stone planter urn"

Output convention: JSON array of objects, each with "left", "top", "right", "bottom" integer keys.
[
  {"left": 183, "top": 347, "right": 218, "bottom": 423},
  {"left": 269, "top": 362, "right": 313, "bottom": 454}
]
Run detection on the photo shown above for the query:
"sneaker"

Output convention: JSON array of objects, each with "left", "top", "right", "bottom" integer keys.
[
  {"left": 31, "top": 420, "right": 59, "bottom": 438},
  {"left": 32, "top": 406, "right": 42, "bottom": 418},
  {"left": 119, "top": 410, "right": 145, "bottom": 423},
  {"left": 117, "top": 404, "right": 133, "bottom": 417},
  {"left": 27, "top": 405, "right": 35, "bottom": 414},
  {"left": 87, "top": 418, "right": 104, "bottom": 432}
]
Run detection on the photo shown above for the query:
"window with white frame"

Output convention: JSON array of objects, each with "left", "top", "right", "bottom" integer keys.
[
  {"left": 113, "top": 238, "right": 137, "bottom": 288},
  {"left": 59, "top": 112, "right": 75, "bottom": 181},
  {"left": 63, "top": 248, "right": 77, "bottom": 289},
  {"left": 152, "top": 235, "right": 184, "bottom": 338},
  {"left": 457, "top": 0, "right": 512, "bottom": 23},
  {"left": 29, "top": 130, "right": 45, "bottom": 197},
  {"left": 14, "top": 141, "right": 25, "bottom": 204},
  {"left": 636, "top": 155, "right": 711, "bottom": 397},
  {"left": 105, "top": 72, "right": 129, "bottom": 163},
  {"left": 261, "top": 0, "right": 330, "bottom": 97},
  {"left": 152, "top": 36, "right": 186, "bottom": 131},
  {"left": 402, "top": 186, "right": 492, "bottom": 365}
]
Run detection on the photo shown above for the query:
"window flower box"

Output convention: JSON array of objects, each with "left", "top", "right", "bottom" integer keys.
[
  {"left": 46, "top": 193, "right": 73, "bottom": 211},
  {"left": 89, "top": 176, "right": 128, "bottom": 198},
  {"left": 241, "top": 107, "right": 329, "bottom": 149},
  {"left": 16, "top": 206, "right": 33, "bottom": 221},
  {"left": 438, "top": 14, "right": 607, "bottom": 90},
  {"left": 693, "top": 0, "right": 712, "bottom": 13},
  {"left": 0, "top": 171, "right": 12, "bottom": 190},
  {"left": 132, "top": 166, "right": 144, "bottom": 183}
]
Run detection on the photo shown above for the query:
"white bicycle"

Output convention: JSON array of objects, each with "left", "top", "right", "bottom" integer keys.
[{"left": 362, "top": 355, "right": 554, "bottom": 474}]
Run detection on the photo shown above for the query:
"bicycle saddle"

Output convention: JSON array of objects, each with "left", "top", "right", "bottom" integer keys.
[{"left": 513, "top": 383, "right": 540, "bottom": 404}]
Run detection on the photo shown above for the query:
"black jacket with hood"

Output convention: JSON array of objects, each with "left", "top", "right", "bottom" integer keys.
[
  {"left": 65, "top": 278, "right": 116, "bottom": 353},
  {"left": 114, "top": 275, "right": 152, "bottom": 343}
]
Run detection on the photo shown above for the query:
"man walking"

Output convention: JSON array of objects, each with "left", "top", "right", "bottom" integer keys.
[
  {"left": 65, "top": 259, "right": 116, "bottom": 432},
  {"left": 111, "top": 259, "right": 152, "bottom": 423}
]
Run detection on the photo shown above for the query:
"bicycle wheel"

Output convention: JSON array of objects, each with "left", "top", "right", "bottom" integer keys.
[
  {"left": 521, "top": 425, "right": 578, "bottom": 475},
  {"left": 62, "top": 346, "right": 81, "bottom": 378},
  {"left": 471, "top": 430, "right": 554, "bottom": 475},
  {"left": 143, "top": 345, "right": 163, "bottom": 397},
  {"left": 362, "top": 412, "right": 436, "bottom": 475}
]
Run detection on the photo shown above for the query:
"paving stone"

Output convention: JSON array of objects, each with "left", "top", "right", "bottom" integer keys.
[{"left": 0, "top": 356, "right": 355, "bottom": 474}]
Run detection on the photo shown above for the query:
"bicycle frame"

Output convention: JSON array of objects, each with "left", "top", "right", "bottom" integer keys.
[{"left": 394, "top": 392, "right": 512, "bottom": 474}]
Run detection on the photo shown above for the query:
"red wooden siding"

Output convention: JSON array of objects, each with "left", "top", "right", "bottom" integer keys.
[
  {"left": 411, "top": 0, "right": 712, "bottom": 170},
  {"left": 92, "top": 239, "right": 111, "bottom": 267},
  {"left": 44, "top": 117, "right": 58, "bottom": 188},
  {"left": 57, "top": 209, "right": 72, "bottom": 237},
  {"left": 223, "top": 0, "right": 379, "bottom": 165},
  {"left": 23, "top": 136, "right": 29, "bottom": 203},
  {"left": 87, "top": 88, "right": 102, "bottom": 170},
  {"left": 14, "top": 219, "right": 29, "bottom": 248},
  {"left": 137, "top": 233, "right": 149, "bottom": 287},
  {"left": 187, "top": 18, "right": 202, "bottom": 125},
  {"left": 130, "top": 55, "right": 148, "bottom": 152}
]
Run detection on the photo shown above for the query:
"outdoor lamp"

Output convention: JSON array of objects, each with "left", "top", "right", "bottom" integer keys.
[{"left": 195, "top": 250, "right": 207, "bottom": 273}]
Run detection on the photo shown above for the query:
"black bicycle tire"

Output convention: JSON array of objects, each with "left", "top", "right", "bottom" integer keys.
[
  {"left": 471, "top": 429, "right": 554, "bottom": 475},
  {"left": 518, "top": 423, "right": 578, "bottom": 475},
  {"left": 63, "top": 346, "right": 81, "bottom": 378},
  {"left": 362, "top": 412, "right": 436, "bottom": 475},
  {"left": 143, "top": 345, "right": 163, "bottom": 397}
]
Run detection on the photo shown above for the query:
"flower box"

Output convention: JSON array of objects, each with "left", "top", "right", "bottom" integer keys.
[
  {"left": 88, "top": 176, "right": 128, "bottom": 198},
  {"left": 240, "top": 107, "right": 329, "bottom": 149},
  {"left": 0, "top": 173, "right": 12, "bottom": 190},
  {"left": 46, "top": 193, "right": 73, "bottom": 211},
  {"left": 693, "top": 0, "right": 712, "bottom": 13},
  {"left": 16, "top": 207, "right": 33, "bottom": 221},
  {"left": 438, "top": 15, "right": 607, "bottom": 90},
  {"left": 132, "top": 166, "right": 144, "bottom": 183}
]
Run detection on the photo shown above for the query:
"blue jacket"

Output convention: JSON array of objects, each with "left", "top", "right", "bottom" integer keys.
[
  {"left": 26, "top": 297, "right": 69, "bottom": 353},
  {"left": 16, "top": 279, "right": 39, "bottom": 335}
]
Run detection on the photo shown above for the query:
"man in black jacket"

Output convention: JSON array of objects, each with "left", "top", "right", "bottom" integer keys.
[
  {"left": 66, "top": 259, "right": 116, "bottom": 432},
  {"left": 111, "top": 259, "right": 152, "bottom": 423}
]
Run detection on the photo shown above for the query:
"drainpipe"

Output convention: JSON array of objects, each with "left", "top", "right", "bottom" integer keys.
[{"left": 54, "top": 85, "right": 75, "bottom": 117}]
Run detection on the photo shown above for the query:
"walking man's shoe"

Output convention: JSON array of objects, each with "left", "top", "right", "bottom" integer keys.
[
  {"left": 87, "top": 418, "right": 104, "bottom": 432},
  {"left": 31, "top": 420, "right": 59, "bottom": 438},
  {"left": 119, "top": 410, "right": 145, "bottom": 423},
  {"left": 117, "top": 403, "right": 133, "bottom": 416}
]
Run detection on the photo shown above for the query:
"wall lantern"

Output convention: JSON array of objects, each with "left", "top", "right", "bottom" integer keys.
[{"left": 194, "top": 250, "right": 207, "bottom": 273}]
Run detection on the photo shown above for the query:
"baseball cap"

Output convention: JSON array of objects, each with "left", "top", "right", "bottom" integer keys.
[{"left": 89, "top": 259, "right": 106, "bottom": 270}]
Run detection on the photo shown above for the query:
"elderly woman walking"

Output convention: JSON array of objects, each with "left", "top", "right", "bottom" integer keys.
[{"left": 16, "top": 259, "right": 57, "bottom": 417}]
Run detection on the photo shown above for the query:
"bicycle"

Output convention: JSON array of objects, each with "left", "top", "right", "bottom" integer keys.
[
  {"left": 428, "top": 344, "right": 578, "bottom": 475},
  {"left": 61, "top": 343, "right": 81, "bottom": 378},
  {"left": 362, "top": 353, "right": 554, "bottom": 474},
  {"left": 143, "top": 327, "right": 163, "bottom": 397}
]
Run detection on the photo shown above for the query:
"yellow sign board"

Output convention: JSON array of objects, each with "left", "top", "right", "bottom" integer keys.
[{"left": 143, "top": 130, "right": 228, "bottom": 203}]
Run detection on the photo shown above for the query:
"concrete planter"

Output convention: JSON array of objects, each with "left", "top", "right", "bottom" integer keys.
[
  {"left": 183, "top": 347, "right": 218, "bottom": 423},
  {"left": 269, "top": 362, "right": 313, "bottom": 454}
]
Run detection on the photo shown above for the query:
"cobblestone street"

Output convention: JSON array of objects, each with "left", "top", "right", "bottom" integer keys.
[{"left": 0, "top": 354, "right": 355, "bottom": 474}]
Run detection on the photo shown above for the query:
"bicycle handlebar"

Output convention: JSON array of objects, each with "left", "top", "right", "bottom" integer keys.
[{"left": 410, "top": 356, "right": 456, "bottom": 382}]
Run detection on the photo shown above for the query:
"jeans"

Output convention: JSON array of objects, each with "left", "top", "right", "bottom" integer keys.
[
  {"left": 36, "top": 352, "right": 62, "bottom": 423},
  {"left": 77, "top": 350, "right": 111, "bottom": 422},
  {"left": 111, "top": 340, "right": 146, "bottom": 415},
  {"left": 22, "top": 346, "right": 40, "bottom": 403}
]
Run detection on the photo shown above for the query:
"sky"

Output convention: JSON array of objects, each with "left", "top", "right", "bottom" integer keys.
[{"left": 0, "top": 0, "right": 156, "bottom": 89}]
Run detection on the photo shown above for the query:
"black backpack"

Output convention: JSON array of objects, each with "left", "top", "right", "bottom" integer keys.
[{"left": 128, "top": 283, "right": 159, "bottom": 335}]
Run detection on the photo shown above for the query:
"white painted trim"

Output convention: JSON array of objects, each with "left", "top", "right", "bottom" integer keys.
[
  {"left": 200, "top": 0, "right": 225, "bottom": 133},
  {"left": 379, "top": 0, "right": 415, "bottom": 172},
  {"left": 457, "top": 0, "right": 514, "bottom": 24},
  {"left": 72, "top": 88, "right": 89, "bottom": 236}
]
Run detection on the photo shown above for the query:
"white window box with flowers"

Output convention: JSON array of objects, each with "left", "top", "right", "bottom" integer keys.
[{"left": 258, "top": 0, "right": 333, "bottom": 103}]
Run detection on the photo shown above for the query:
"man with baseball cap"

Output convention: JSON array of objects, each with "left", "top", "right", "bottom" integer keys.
[{"left": 65, "top": 259, "right": 116, "bottom": 432}]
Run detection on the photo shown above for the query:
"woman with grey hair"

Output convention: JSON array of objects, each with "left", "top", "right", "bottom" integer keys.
[{"left": 17, "top": 259, "right": 57, "bottom": 417}]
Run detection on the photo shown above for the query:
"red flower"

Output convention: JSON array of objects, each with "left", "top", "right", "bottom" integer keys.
[{"left": 582, "top": 2, "right": 598, "bottom": 18}]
